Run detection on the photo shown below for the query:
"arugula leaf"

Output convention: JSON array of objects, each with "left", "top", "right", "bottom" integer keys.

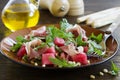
[
  {"left": 89, "top": 33, "right": 103, "bottom": 43},
  {"left": 109, "top": 61, "right": 120, "bottom": 76},
  {"left": 60, "top": 18, "right": 73, "bottom": 31},
  {"left": 45, "top": 25, "right": 74, "bottom": 46},
  {"left": 55, "top": 46, "right": 62, "bottom": 53},
  {"left": 34, "top": 42, "right": 47, "bottom": 51},
  {"left": 87, "top": 43, "right": 94, "bottom": 54},
  {"left": 76, "top": 35, "right": 87, "bottom": 46},
  {"left": 87, "top": 40, "right": 103, "bottom": 56},
  {"left": 49, "top": 57, "right": 80, "bottom": 67},
  {"left": 10, "top": 36, "right": 28, "bottom": 52},
  {"left": 94, "top": 48, "right": 103, "bottom": 56},
  {"left": 88, "top": 40, "right": 102, "bottom": 49},
  {"left": 16, "top": 36, "right": 28, "bottom": 42},
  {"left": 10, "top": 42, "right": 22, "bottom": 52},
  {"left": 47, "top": 26, "right": 68, "bottom": 39},
  {"left": 65, "top": 37, "right": 76, "bottom": 45},
  {"left": 46, "top": 34, "right": 54, "bottom": 46}
]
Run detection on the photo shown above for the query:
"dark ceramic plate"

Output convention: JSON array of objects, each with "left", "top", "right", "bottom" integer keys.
[{"left": 0, "top": 24, "right": 119, "bottom": 69}]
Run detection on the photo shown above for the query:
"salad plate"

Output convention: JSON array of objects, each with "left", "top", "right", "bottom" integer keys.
[{"left": 0, "top": 20, "right": 119, "bottom": 69}]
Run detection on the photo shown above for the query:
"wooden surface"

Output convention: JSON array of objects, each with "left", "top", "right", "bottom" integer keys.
[{"left": 0, "top": 0, "right": 120, "bottom": 80}]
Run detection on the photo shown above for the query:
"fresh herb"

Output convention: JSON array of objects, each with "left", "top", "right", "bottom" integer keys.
[
  {"left": 89, "top": 33, "right": 103, "bottom": 43},
  {"left": 10, "top": 36, "right": 28, "bottom": 52},
  {"left": 49, "top": 26, "right": 74, "bottom": 39},
  {"left": 88, "top": 40, "right": 102, "bottom": 49},
  {"left": 49, "top": 57, "right": 80, "bottom": 67},
  {"left": 60, "top": 18, "right": 73, "bottom": 31},
  {"left": 16, "top": 36, "right": 28, "bottom": 42},
  {"left": 76, "top": 35, "right": 87, "bottom": 46},
  {"left": 87, "top": 45, "right": 103, "bottom": 56},
  {"left": 55, "top": 46, "right": 62, "bottom": 53},
  {"left": 22, "top": 55, "right": 29, "bottom": 62},
  {"left": 45, "top": 32, "right": 54, "bottom": 47},
  {"left": 109, "top": 61, "right": 120, "bottom": 76},
  {"left": 87, "top": 43, "right": 94, "bottom": 54},
  {"left": 34, "top": 42, "right": 47, "bottom": 51},
  {"left": 94, "top": 48, "right": 103, "bottom": 56},
  {"left": 10, "top": 42, "right": 22, "bottom": 52},
  {"left": 46, "top": 25, "right": 74, "bottom": 46},
  {"left": 65, "top": 37, "right": 76, "bottom": 45},
  {"left": 87, "top": 40, "right": 103, "bottom": 56}
]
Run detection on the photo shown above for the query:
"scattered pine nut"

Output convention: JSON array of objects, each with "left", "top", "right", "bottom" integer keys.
[
  {"left": 99, "top": 72, "right": 104, "bottom": 76},
  {"left": 90, "top": 75, "right": 95, "bottom": 79},
  {"left": 103, "top": 69, "right": 108, "bottom": 73},
  {"left": 34, "top": 63, "right": 38, "bottom": 66},
  {"left": 87, "top": 60, "right": 90, "bottom": 64}
]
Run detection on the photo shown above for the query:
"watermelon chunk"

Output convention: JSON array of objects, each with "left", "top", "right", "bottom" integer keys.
[
  {"left": 17, "top": 45, "right": 27, "bottom": 58},
  {"left": 42, "top": 53, "right": 55, "bottom": 65},
  {"left": 72, "top": 53, "right": 88, "bottom": 65}
]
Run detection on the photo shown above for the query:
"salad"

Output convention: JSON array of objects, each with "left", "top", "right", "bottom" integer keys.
[{"left": 10, "top": 19, "right": 104, "bottom": 67}]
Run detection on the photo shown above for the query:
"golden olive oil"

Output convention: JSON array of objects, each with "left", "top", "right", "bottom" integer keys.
[{"left": 2, "top": 4, "right": 39, "bottom": 31}]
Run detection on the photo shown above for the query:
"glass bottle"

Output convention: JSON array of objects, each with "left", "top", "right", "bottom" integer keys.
[{"left": 1, "top": 0, "right": 40, "bottom": 31}]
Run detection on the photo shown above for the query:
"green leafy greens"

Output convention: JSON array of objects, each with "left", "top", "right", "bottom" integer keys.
[
  {"left": 76, "top": 35, "right": 87, "bottom": 46},
  {"left": 109, "top": 61, "right": 120, "bottom": 76},
  {"left": 89, "top": 33, "right": 103, "bottom": 43},
  {"left": 45, "top": 25, "right": 74, "bottom": 46},
  {"left": 49, "top": 57, "right": 80, "bottom": 67},
  {"left": 87, "top": 40, "right": 103, "bottom": 56},
  {"left": 10, "top": 42, "right": 22, "bottom": 52},
  {"left": 16, "top": 36, "right": 28, "bottom": 43},
  {"left": 10, "top": 36, "right": 28, "bottom": 52},
  {"left": 60, "top": 18, "right": 73, "bottom": 31}
]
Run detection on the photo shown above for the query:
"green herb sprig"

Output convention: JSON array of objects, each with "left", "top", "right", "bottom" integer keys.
[
  {"left": 109, "top": 61, "right": 120, "bottom": 76},
  {"left": 11, "top": 36, "right": 28, "bottom": 52},
  {"left": 89, "top": 33, "right": 103, "bottom": 43},
  {"left": 50, "top": 57, "right": 80, "bottom": 67}
]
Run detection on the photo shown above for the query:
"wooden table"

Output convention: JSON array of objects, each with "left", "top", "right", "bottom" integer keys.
[{"left": 0, "top": 0, "right": 120, "bottom": 80}]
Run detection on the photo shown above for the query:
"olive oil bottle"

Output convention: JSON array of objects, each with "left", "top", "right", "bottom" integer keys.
[{"left": 1, "top": 0, "right": 40, "bottom": 31}]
